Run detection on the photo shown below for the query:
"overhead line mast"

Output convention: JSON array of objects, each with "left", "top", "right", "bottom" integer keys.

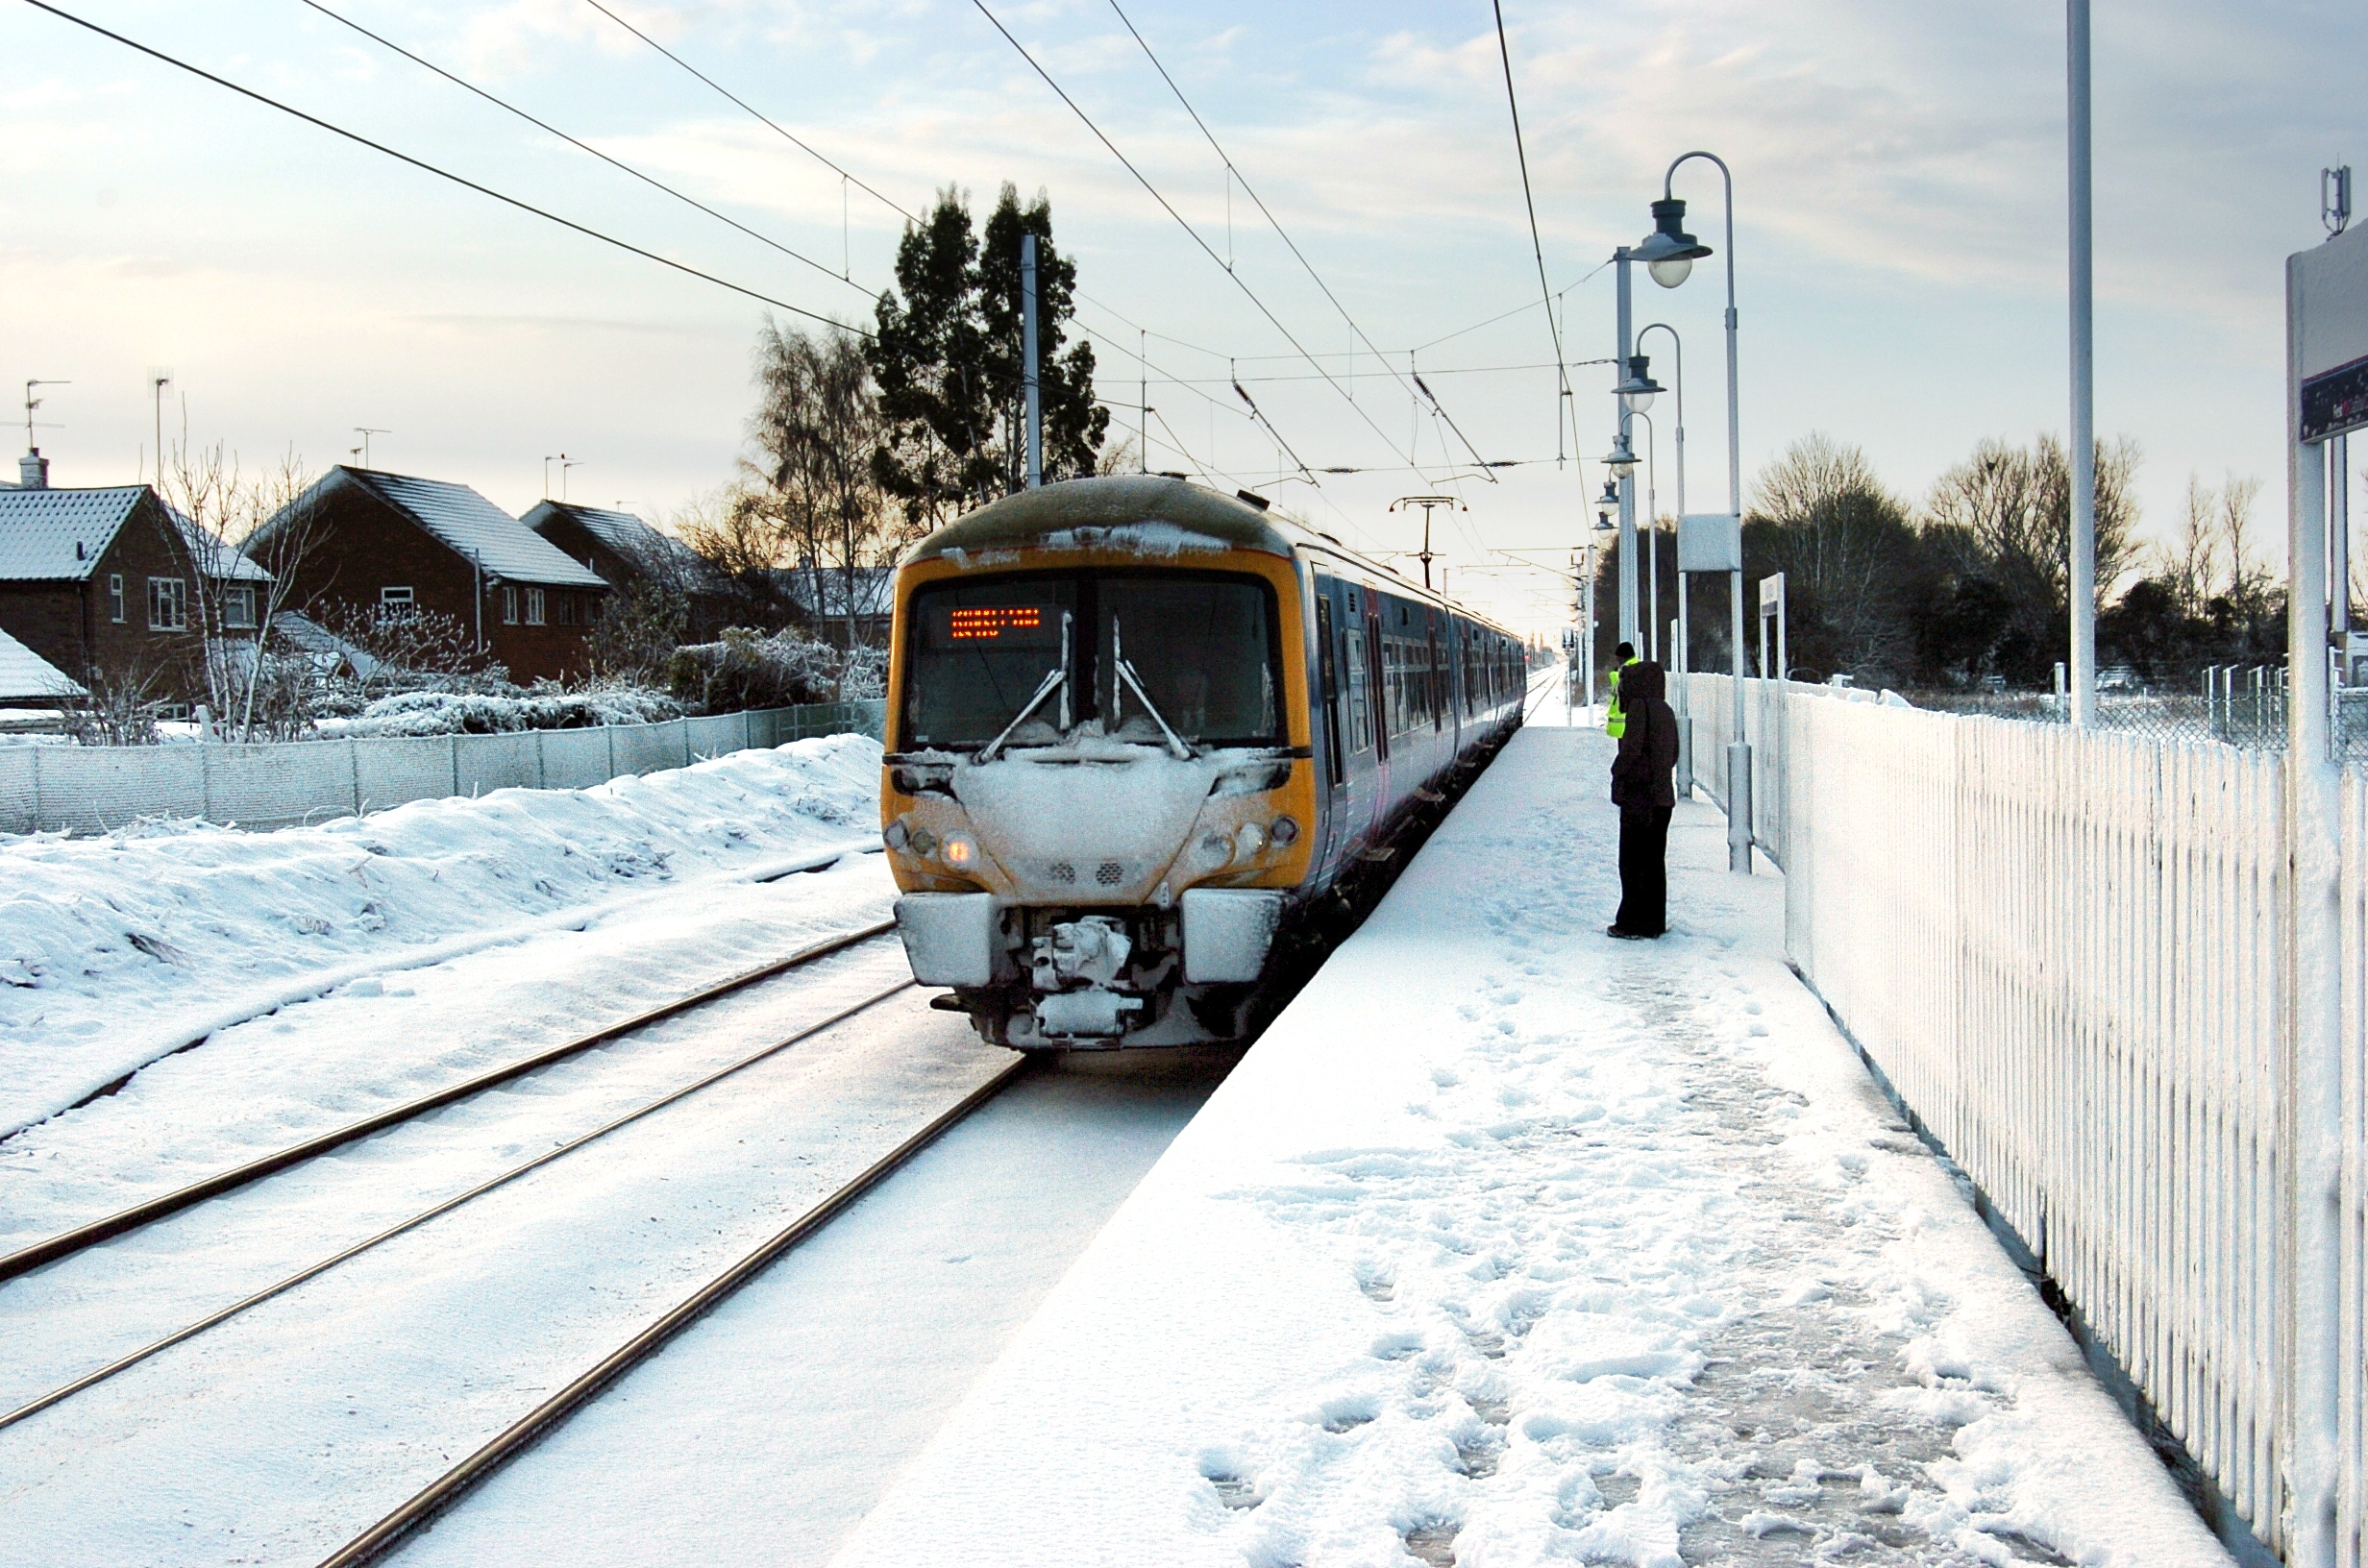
[
  {"left": 17, "top": 0, "right": 869, "bottom": 335},
  {"left": 1489, "top": 0, "right": 1577, "bottom": 467}
]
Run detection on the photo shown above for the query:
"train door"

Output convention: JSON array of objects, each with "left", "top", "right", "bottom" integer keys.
[
  {"left": 1365, "top": 596, "right": 1389, "bottom": 831},
  {"left": 1314, "top": 584, "right": 1352, "bottom": 869}
]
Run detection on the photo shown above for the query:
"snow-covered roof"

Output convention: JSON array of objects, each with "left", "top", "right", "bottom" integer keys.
[
  {"left": 321, "top": 469, "right": 607, "bottom": 588},
  {"left": 0, "top": 487, "right": 144, "bottom": 581},
  {"left": 522, "top": 500, "right": 724, "bottom": 589},
  {"left": 269, "top": 610, "right": 381, "bottom": 677},
  {"left": 0, "top": 625, "right": 85, "bottom": 700},
  {"left": 0, "top": 486, "right": 271, "bottom": 584}
]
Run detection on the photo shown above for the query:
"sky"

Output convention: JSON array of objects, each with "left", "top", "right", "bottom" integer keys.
[{"left": 2, "top": 0, "right": 2362, "bottom": 639}]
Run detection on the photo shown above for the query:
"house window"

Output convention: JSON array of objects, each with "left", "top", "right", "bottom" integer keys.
[
  {"left": 556, "top": 594, "right": 579, "bottom": 626},
  {"left": 223, "top": 584, "right": 258, "bottom": 630},
  {"left": 502, "top": 586, "right": 518, "bottom": 625},
  {"left": 146, "top": 576, "right": 187, "bottom": 631},
  {"left": 108, "top": 574, "right": 125, "bottom": 624},
  {"left": 380, "top": 586, "right": 414, "bottom": 611},
  {"left": 525, "top": 587, "right": 546, "bottom": 626}
]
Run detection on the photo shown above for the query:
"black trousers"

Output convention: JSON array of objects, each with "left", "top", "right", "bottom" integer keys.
[{"left": 1616, "top": 804, "right": 1673, "bottom": 936}]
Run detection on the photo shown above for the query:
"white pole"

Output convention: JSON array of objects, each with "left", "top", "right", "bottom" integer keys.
[
  {"left": 2067, "top": 0, "right": 2097, "bottom": 726},
  {"left": 2284, "top": 251, "right": 2342, "bottom": 1568},
  {"left": 1616, "top": 252, "right": 1639, "bottom": 647},
  {"left": 1022, "top": 233, "right": 1042, "bottom": 490}
]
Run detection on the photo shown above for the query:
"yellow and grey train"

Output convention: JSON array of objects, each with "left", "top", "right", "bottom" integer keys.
[{"left": 880, "top": 475, "right": 1526, "bottom": 1049}]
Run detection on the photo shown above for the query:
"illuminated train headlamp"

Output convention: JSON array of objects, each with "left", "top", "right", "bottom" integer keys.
[{"left": 940, "top": 834, "right": 977, "bottom": 869}]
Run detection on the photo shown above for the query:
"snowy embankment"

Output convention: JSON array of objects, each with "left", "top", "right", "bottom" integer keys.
[
  {"left": 837, "top": 726, "right": 2230, "bottom": 1568},
  {"left": 0, "top": 734, "right": 885, "bottom": 1140}
]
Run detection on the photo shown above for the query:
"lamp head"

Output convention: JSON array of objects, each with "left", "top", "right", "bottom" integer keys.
[
  {"left": 1637, "top": 197, "right": 1712, "bottom": 288},
  {"left": 1598, "top": 478, "right": 1618, "bottom": 507},
  {"left": 1614, "top": 354, "right": 1664, "bottom": 414},
  {"left": 1602, "top": 441, "right": 1639, "bottom": 478}
]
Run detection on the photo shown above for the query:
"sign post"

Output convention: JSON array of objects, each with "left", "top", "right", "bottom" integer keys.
[
  {"left": 1678, "top": 513, "right": 1750, "bottom": 870},
  {"left": 1757, "top": 572, "right": 1788, "bottom": 682}
]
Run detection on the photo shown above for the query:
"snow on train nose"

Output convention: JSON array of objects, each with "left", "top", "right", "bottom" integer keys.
[{"left": 952, "top": 750, "right": 1228, "bottom": 902}]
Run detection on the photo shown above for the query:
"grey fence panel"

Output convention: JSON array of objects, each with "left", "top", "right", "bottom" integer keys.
[
  {"left": 684, "top": 713, "right": 747, "bottom": 760},
  {"left": 0, "top": 749, "right": 37, "bottom": 834},
  {"left": 537, "top": 727, "right": 611, "bottom": 792},
  {"left": 1, "top": 700, "right": 878, "bottom": 836},
  {"left": 610, "top": 719, "right": 687, "bottom": 777},
  {"left": 353, "top": 735, "right": 458, "bottom": 815},
  {"left": 35, "top": 744, "right": 206, "bottom": 833},
  {"left": 206, "top": 741, "right": 358, "bottom": 829},
  {"left": 456, "top": 731, "right": 542, "bottom": 797}
]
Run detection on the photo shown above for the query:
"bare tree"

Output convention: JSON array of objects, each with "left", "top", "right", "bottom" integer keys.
[
  {"left": 2158, "top": 475, "right": 2222, "bottom": 619},
  {"left": 1746, "top": 433, "right": 1919, "bottom": 680}
]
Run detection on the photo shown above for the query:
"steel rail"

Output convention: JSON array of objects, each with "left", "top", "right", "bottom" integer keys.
[
  {"left": 0, "top": 919, "right": 899, "bottom": 1285},
  {"left": 0, "top": 976, "right": 922, "bottom": 1435},
  {"left": 318, "top": 1051, "right": 1033, "bottom": 1568}
]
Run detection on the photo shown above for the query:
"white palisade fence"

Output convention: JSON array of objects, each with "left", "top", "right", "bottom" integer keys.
[
  {"left": 0, "top": 700, "right": 886, "bottom": 836},
  {"left": 1678, "top": 673, "right": 2362, "bottom": 1565}
]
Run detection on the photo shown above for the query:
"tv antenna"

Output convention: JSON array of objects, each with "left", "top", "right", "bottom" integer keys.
[
  {"left": 1390, "top": 495, "right": 1464, "bottom": 590},
  {"left": 24, "top": 379, "right": 68, "bottom": 449},
  {"left": 353, "top": 428, "right": 389, "bottom": 468},
  {"left": 545, "top": 453, "right": 578, "bottom": 500},
  {"left": 2327, "top": 162, "right": 2354, "bottom": 237}
]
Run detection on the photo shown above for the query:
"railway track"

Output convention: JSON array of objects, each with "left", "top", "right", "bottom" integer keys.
[
  {"left": 317, "top": 1051, "right": 1031, "bottom": 1568},
  {"left": 0, "top": 919, "right": 912, "bottom": 1433}
]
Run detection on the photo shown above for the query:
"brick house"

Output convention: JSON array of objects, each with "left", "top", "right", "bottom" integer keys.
[
  {"left": 257, "top": 467, "right": 608, "bottom": 682},
  {"left": 522, "top": 501, "right": 734, "bottom": 639},
  {"left": 0, "top": 467, "right": 273, "bottom": 706}
]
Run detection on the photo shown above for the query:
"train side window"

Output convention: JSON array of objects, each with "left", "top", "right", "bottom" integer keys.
[{"left": 1344, "top": 626, "right": 1372, "bottom": 752}]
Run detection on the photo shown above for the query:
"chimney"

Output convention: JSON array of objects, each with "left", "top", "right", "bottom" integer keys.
[{"left": 18, "top": 449, "right": 48, "bottom": 490}]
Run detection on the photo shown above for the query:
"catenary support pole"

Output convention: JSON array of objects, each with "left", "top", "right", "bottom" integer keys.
[
  {"left": 2067, "top": 0, "right": 2097, "bottom": 726},
  {"left": 1022, "top": 233, "right": 1042, "bottom": 490}
]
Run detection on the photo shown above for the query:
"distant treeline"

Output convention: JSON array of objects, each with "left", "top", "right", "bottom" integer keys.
[{"left": 1598, "top": 432, "right": 2299, "bottom": 692}]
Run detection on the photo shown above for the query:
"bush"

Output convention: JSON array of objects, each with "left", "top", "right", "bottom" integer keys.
[
  {"left": 667, "top": 627, "right": 848, "bottom": 712},
  {"left": 314, "top": 684, "right": 683, "bottom": 738}
]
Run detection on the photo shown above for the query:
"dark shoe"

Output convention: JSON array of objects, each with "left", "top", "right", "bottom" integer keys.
[{"left": 1607, "top": 924, "right": 1648, "bottom": 940}]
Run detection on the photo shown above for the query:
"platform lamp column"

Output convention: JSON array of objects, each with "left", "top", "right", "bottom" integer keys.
[
  {"left": 1023, "top": 233, "right": 1043, "bottom": 490},
  {"left": 1639, "top": 152, "right": 1746, "bottom": 871},
  {"left": 1640, "top": 321, "right": 1689, "bottom": 789},
  {"left": 1612, "top": 246, "right": 1640, "bottom": 646}
]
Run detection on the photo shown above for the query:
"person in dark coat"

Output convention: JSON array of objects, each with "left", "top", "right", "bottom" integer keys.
[{"left": 1608, "top": 658, "right": 1679, "bottom": 939}]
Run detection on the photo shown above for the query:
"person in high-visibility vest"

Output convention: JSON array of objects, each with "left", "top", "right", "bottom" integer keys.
[
  {"left": 1604, "top": 643, "right": 1640, "bottom": 737},
  {"left": 1609, "top": 658, "right": 1679, "bottom": 939}
]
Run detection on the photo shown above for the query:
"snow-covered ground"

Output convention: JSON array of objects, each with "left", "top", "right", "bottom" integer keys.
[
  {"left": 391, "top": 1064, "right": 1219, "bottom": 1567},
  {"left": 0, "top": 732, "right": 886, "bottom": 1139},
  {"left": 835, "top": 723, "right": 2231, "bottom": 1567}
]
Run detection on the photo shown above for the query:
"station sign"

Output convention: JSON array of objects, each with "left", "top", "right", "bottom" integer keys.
[
  {"left": 2293, "top": 221, "right": 2368, "bottom": 443},
  {"left": 1676, "top": 513, "right": 1741, "bottom": 574}
]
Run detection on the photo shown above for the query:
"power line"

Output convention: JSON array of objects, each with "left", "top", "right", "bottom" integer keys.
[
  {"left": 579, "top": 0, "right": 916, "bottom": 224},
  {"left": 20, "top": 0, "right": 869, "bottom": 335},
  {"left": 970, "top": 0, "right": 1418, "bottom": 475},
  {"left": 297, "top": 0, "right": 870, "bottom": 295},
  {"left": 1489, "top": 1, "right": 1574, "bottom": 461}
]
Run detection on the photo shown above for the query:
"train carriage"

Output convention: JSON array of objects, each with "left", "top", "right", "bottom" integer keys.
[{"left": 881, "top": 475, "right": 1524, "bottom": 1049}]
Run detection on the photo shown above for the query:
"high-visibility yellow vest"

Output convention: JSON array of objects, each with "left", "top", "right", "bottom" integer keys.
[{"left": 1604, "top": 657, "right": 1639, "bottom": 738}]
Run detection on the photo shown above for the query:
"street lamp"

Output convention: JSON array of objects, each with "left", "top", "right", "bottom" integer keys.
[
  {"left": 1640, "top": 321, "right": 1690, "bottom": 787},
  {"left": 1646, "top": 150, "right": 1749, "bottom": 873},
  {"left": 1614, "top": 355, "right": 1663, "bottom": 414},
  {"left": 1602, "top": 440, "right": 1638, "bottom": 478},
  {"left": 1635, "top": 409, "right": 1661, "bottom": 664}
]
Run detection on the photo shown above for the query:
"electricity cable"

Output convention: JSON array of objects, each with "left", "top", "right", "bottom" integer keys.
[
  {"left": 296, "top": 0, "right": 871, "bottom": 293},
  {"left": 1489, "top": 1, "right": 1576, "bottom": 456},
  {"left": 970, "top": 0, "right": 1417, "bottom": 475},
  {"left": 19, "top": 0, "right": 868, "bottom": 335},
  {"left": 579, "top": 0, "right": 916, "bottom": 224}
]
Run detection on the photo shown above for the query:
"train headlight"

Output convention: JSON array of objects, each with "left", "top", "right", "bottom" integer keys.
[
  {"left": 1196, "top": 831, "right": 1233, "bottom": 866},
  {"left": 884, "top": 818, "right": 911, "bottom": 850},
  {"left": 1235, "top": 821, "right": 1267, "bottom": 857},
  {"left": 908, "top": 826, "right": 938, "bottom": 857},
  {"left": 1269, "top": 815, "right": 1300, "bottom": 847},
  {"left": 941, "top": 834, "right": 977, "bottom": 869}
]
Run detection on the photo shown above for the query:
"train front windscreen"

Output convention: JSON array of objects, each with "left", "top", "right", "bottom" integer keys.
[{"left": 901, "top": 571, "right": 1283, "bottom": 751}]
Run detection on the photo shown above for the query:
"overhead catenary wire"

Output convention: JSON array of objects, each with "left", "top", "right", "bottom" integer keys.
[
  {"left": 969, "top": 0, "right": 1421, "bottom": 478},
  {"left": 579, "top": 0, "right": 917, "bottom": 224},
  {"left": 296, "top": 0, "right": 871, "bottom": 294},
  {"left": 1488, "top": 2, "right": 1576, "bottom": 462},
  {"left": 18, "top": 0, "right": 869, "bottom": 335}
]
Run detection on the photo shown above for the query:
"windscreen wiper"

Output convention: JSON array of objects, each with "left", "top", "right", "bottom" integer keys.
[
  {"left": 1111, "top": 616, "right": 1193, "bottom": 760},
  {"left": 975, "top": 612, "right": 1073, "bottom": 763}
]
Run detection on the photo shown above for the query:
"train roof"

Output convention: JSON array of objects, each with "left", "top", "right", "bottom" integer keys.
[{"left": 902, "top": 476, "right": 1519, "bottom": 639}]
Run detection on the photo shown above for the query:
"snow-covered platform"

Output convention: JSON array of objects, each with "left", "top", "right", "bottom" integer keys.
[{"left": 834, "top": 725, "right": 2232, "bottom": 1567}]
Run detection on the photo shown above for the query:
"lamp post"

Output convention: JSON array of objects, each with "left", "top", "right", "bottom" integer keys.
[
  {"left": 1640, "top": 152, "right": 1748, "bottom": 872},
  {"left": 1588, "top": 503, "right": 1616, "bottom": 717},
  {"left": 1638, "top": 323, "right": 1689, "bottom": 775}
]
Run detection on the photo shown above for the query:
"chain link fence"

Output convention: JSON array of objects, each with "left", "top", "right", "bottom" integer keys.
[
  {"left": 1905, "top": 667, "right": 2368, "bottom": 755},
  {"left": 0, "top": 698, "right": 885, "bottom": 836}
]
